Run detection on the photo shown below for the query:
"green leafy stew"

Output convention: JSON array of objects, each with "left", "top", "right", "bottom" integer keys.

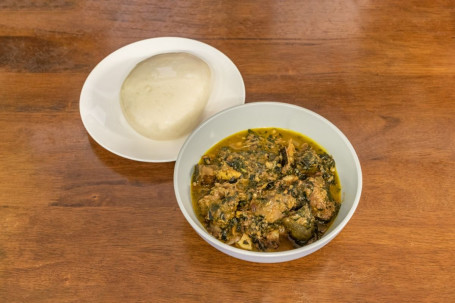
[{"left": 191, "top": 128, "right": 341, "bottom": 252}]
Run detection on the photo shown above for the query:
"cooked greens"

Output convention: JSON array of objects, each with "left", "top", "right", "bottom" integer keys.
[{"left": 191, "top": 128, "right": 341, "bottom": 252}]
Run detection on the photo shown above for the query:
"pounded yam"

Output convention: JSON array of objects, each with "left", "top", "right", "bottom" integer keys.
[{"left": 120, "top": 52, "right": 212, "bottom": 140}]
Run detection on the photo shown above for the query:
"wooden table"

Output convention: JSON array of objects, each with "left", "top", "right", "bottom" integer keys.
[{"left": 1, "top": 1, "right": 454, "bottom": 302}]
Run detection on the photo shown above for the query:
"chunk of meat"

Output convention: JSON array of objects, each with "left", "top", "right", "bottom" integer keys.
[
  {"left": 283, "top": 204, "right": 315, "bottom": 243},
  {"left": 194, "top": 164, "right": 217, "bottom": 185},
  {"left": 198, "top": 183, "right": 239, "bottom": 226},
  {"left": 282, "top": 140, "right": 296, "bottom": 173},
  {"left": 215, "top": 163, "right": 242, "bottom": 182},
  {"left": 250, "top": 193, "right": 296, "bottom": 223},
  {"left": 296, "top": 147, "right": 320, "bottom": 174},
  {"left": 307, "top": 177, "right": 336, "bottom": 221},
  {"left": 286, "top": 140, "right": 295, "bottom": 166},
  {"left": 236, "top": 211, "right": 282, "bottom": 251},
  {"left": 263, "top": 229, "right": 280, "bottom": 249}
]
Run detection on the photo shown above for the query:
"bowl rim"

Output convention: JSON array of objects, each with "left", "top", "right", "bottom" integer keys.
[{"left": 174, "top": 101, "right": 362, "bottom": 261}]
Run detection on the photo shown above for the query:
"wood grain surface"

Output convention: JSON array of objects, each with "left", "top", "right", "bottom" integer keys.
[{"left": 1, "top": 1, "right": 454, "bottom": 302}]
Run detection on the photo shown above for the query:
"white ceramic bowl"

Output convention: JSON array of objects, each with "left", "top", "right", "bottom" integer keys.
[{"left": 174, "top": 102, "right": 362, "bottom": 263}]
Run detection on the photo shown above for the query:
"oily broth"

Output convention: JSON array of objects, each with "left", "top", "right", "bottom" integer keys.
[{"left": 191, "top": 127, "right": 341, "bottom": 252}]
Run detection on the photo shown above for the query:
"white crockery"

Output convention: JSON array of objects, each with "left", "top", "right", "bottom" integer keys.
[
  {"left": 80, "top": 37, "right": 245, "bottom": 162},
  {"left": 174, "top": 102, "right": 362, "bottom": 263}
]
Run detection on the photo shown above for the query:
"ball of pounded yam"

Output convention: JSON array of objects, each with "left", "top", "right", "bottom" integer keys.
[{"left": 120, "top": 52, "right": 212, "bottom": 140}]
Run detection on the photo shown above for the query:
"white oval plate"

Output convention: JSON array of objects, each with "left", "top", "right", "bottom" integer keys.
[{"left": 80, "top": 37, "right": 245, "bottom": 162}]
